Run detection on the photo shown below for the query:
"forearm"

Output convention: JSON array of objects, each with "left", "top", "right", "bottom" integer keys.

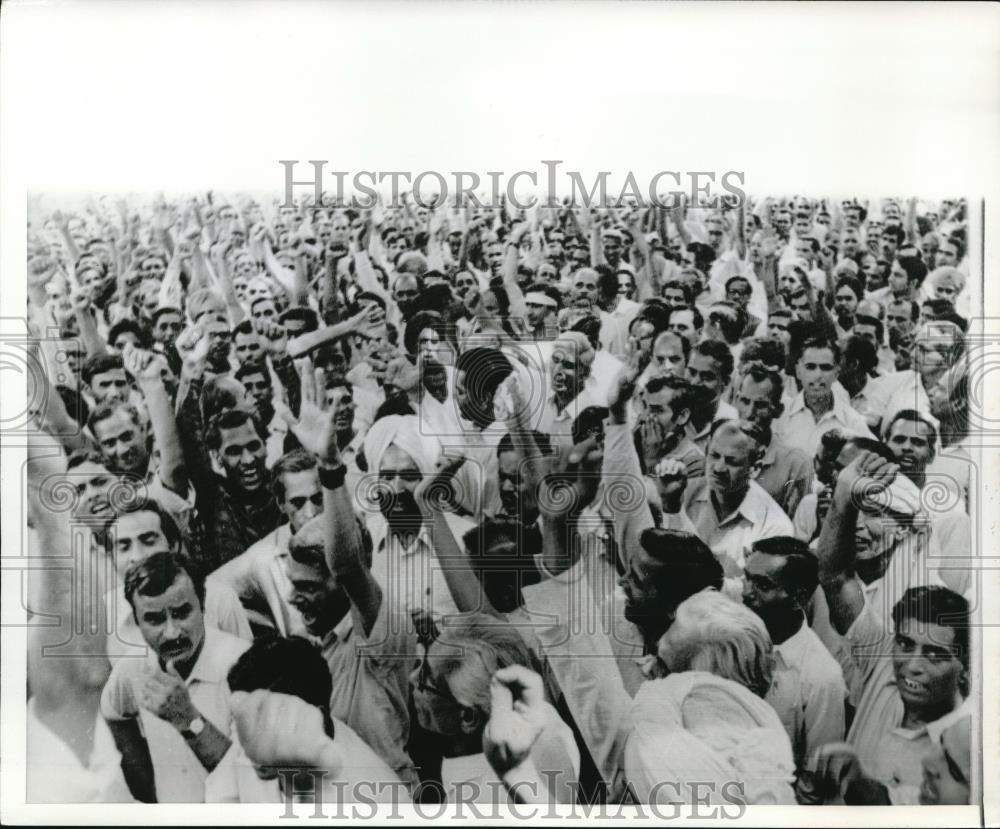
[
  {"left": 182, "top": 717, "right": 231, "bottom": 772},
  {"left": 323, "top": 479, "right": 380, "bottom": 634},
  {"left": 140, "top": 380, "right": 187, "bottom": 494},
  {"left": 430, "top": 511, "right": 499, "bottom": 616},
  {"left": 75, "top": 308, "right": 109, "bottom": 357}
]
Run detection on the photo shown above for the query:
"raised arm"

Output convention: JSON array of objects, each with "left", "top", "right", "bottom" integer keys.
[
  {"left": 816, "top": 451, "right": 899, "bottom": 635},
  {"left": 278, "top": 359, "right": 382, "bottom": 635}
]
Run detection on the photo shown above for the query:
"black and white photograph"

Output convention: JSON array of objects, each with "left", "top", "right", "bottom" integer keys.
[{"left": 1, "top": 1, "right": 997, "bottom": 824}]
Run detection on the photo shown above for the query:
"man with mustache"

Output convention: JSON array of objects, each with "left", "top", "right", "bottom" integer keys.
[
  {"left": 101, "top": 552, "right": 251, "bottom": 802},
  {"left": 684, "top": 339, "right": 738, "bottom": 453}
]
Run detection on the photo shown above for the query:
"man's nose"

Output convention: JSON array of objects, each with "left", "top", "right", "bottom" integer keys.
[
  {"left": 241, "top": 448, "right": 256, "bottom": 463},
  {"left": 299, "top": 500, "right": 319, "bottom": 522},
  {"left": 162, "top": 617, "right": 180, "bottom": 641}
]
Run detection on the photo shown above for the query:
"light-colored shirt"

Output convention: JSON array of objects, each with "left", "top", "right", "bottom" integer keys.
[
  {"left": 367, "top": 511, "right": 473, "bottom": 622},
  {"left": 753, "top": 439, "right": 813, "bottom": 519},
  {"left": 535, "top": 382, "right": 603, "bottom": 448},
  {"left": 773, "top": 391, "right": 876, "bottom": 459},
  {"left": 663, "top": 479, "right": 794, "bottom": 596},
  {"left": 321, "top": 601, "right": 419, "bottom": 792},
  {"left": 765, "top": 618, "right": 848, "bottom": 773},
  {"left": 101, "top": 627, "right": 251, "bottom": 803},
  {"left": 209, "top": 523, "right": 307, "bottom": 638},
  {"left": 27, "top": 698, "right": 135, "bottom": 803}
]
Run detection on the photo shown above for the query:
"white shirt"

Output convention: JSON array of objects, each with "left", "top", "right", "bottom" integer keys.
[
  {"left": 27, "top": 698, "right": 135, "bottom": 803},
  {"left": 101, "top": 627, "right": 251, "bottom": 803},
  {"left": 765, "top": 619, "right": 848, "bottom": 773},
  {"left": 773, "top": 391, "right": 876, "bottom": 459}
]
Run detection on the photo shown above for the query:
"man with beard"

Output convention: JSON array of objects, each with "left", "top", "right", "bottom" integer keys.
[
  {"left": 774, "top": 337, "right": 875, "bottom": 458},
  {"left": 88, "top": 345, "right": 193, "bottom": 531},
  {"left": 684, "top": 339, "right": 738, "bottom": 452},
  {"left": 101, "top": 552, "right": 250, "bottom": 803},
  {"left": 741, "top": 536, "right": 847, "bottom": 778},
  {"left": 832, "top": 275, "right": 864, "bottom": 337}
]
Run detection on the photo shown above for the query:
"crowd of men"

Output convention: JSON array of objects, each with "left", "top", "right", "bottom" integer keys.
[{"left": 23, "top": 191, "right": 976, "bottom": 808}]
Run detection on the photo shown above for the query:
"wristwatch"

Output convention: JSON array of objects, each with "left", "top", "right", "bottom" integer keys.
[{"left": 181, "top": 716, "right": 206, "bottom": 739}]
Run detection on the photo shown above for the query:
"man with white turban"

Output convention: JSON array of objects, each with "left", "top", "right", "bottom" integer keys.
[{"left": 362, "top": 414, "right": 472, "bottom": 620}]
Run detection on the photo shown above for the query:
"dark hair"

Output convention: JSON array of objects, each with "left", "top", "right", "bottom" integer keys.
[
  {"left": 462, "top": 518, "right": 542, "bottom": 614},
  {"left": 887, "top": 298, "right": 920, "bottom": 321},
  {"left": 883, "top": 224, "right": 906, "bottom": 246},
  {"left": 354, "top": 291, "right": 387, "bottom": 313},
  {"left": 151, "top": 306, "right": 183, "bottom": 326},
  {"left": 686, "top": 241, "right": 715, "bottom": 272},
  {"left": 662, "top": 279, "right": 693, "bottom": 304},
  {"left": 232, "top": 319, "right": 255, "bottom": 339},
  {"left": 569, "top": 312, "right": 602, "bottom": 351},
  {"left": 846, "top": 435, "right": 898, "bottom": 463},
  {"left": 108, "top": 319, "right": 153, "bottom": 350},
  {"left": 750, "top": 536, "right": 818, "bottom": 600},
  {"left": 101, "top": 497, "right": 183, "bottom": 555},
  {"left": 638, "top": 528, "right": 724, "bottom": 608},
  {"left": 667, "top": 304, "right": 704, "bottom": 332},
  {"left": 455, "top": 347, "right": 514, "bottom": 407},
  {"left": 691, "top": 338, "right": 734, "bottom": 384},
  {"left": 280, "top": 306, "right": 319, "bottom": 333},
  {"left": 87, "top": 399, "right": 142, "bottom": 439},
  {"left": 644, "top": 372, "right": 699, "bottom": 418},
  {"left": 740, "top": 337, "right": 786, "bottom": 374},
  {"left": 740, "top": 367, "right": 784, "bottom": 409},
  {"left": 67, "top": 447, "right": 108, "bottom": 471},
  {"left": 82, "top": 352, "right": 125, "bottom": 386},
  {"left": 123, "top": 551, "right": 205, "bottom": 615},
  {"left": 834, "top": 275, "right": 864, "bottom": 302},
  {"left": 853, "top": 313, "right": 884, "bottom": 345},
  {"left": 404, "top": 310, "right": 446, "bottom": 357},
  {"left": 227, "top": 636, "right": 335, "bottom": 736},
  {"left": 632, "top": 301, "right": 672, "bottom": 336},
  {"left": 497, "top": 430, "right": 554, "bottom": 458},
  {"left": 525, "top": 283, "right": 563, "bottom": 310},
  {"left": 272, "top": 449, "right": 319, "bottom": 504},
  {"left": 234, "top": 359, "right": 270, "bottom": 384},
  {"left": 891, "top": 585, "right": 970, "bottom": 672},
  {"left": 795, "top": 336, "right": 840, "bottom": 366},
  {"left": 56, "top": 384, "right": 90, "bottom": 426},
  {"left": 207, "top": 407, "right": 267, "bottom": 451},
  {"left": 842, "top": 334, "right": 879, "bottom": 376},
  {"left": 571, "top": 406, "right": 609, "bottom": 446},
  {"left": 898, "top": 255, "right": 928, "bottom": 286},
  {"left": 707, "top": 301, "right": 744, "bottom": 345},
  {"left": 883, "top": 407, "right": 939, "bottom": 446},
  {"left": 725, "top": 275, "right": 752, "bottom": 293}
]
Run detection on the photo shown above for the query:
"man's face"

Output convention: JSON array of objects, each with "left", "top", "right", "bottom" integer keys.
[
  {"left": 794, "top": 238, "right": 813, "bottom": 262},
  {"left": 887, "top": 418, "right": 935, "bottom": 477},
  {"left": 881, "top": 235, "right": 899, "bottom": 260},
  {"left": 644, "top": 387, "right": 684, "bottom": 436},
  {"left": 767, "top": 315, "right": 791, "bottom": 345},
  {"left": 742, "top": 551, "right": 797, "bottom": 629},
  {"left": 70, "top": 460, "right": 118, "bottom": 521},
  {"left": 797, "top": 346, "right": 838, "bottom": 399},
  {"left": 279, "top": 468, "right": 323, "bottom": 535},
  {"left": 216, "top": 421, "right": 267, "bottom": 492},
  {"left": 651, "top": 332, "right": 686, "bottom": 377},
  {"left": 153, "top": 312, "right": 183, "bottom": 346},
  {"left": 844, "top": 207, "right": 861, "bottom": 229},
  {"left": 667, "top": 309, "right": 698, "bottom": 347},
  {"left": 888, "top": 261, "right": 910, "bottom": 296},
  {"left": 725, "top": 279, "right": 752, "bottom": 309},
  {"left": 892, "top": 615, "right": 964, "bottom": 717},
  {"left": 705, "top": 427, "right": 756, "bottom": 499},
  {"left": 203, "top": 319, "right": 232, "bottom": 364},
  {"left": 93, "top": 410, "right": 148, "bottom": 477},
  {"left": 571, "top": 271, "right": 600, "bottom": 308},
  {"left": 937, "top": 241, "right": 959, "bottom": 268},
  {"left": 486, "top": 243, "right": 504, "bottom": 274},
  {"left": 686, "top": 353, "right": 725, "bottom": 406},
  {"left": 913, "top": 324, "right": 954, "bottom": 385},
  {"left": 662, "top": 286, "right": 687, "bottom": 308},
  {"left": 285, "top": 554, "right": 345, "bottom": 637},
  {"left": 618, "top": 544, "right": 668, "bottom": 637},
  {"left": 617, "top": 273, "right": 635, "bottom": 299},
  {"left": 498, "top": 448, "right": 535, "bottom": 522},
  {"left": 793, "top": 216, "right": 811, "bottom": 238},
  {"left": 393, "top": 276, "right": 421, "bottom": 315},
  {"left": 140, "top": 257, "right": 166, "bottom": 281},
  {"left": 841, "top": 230, "right": 860, "bottom": 258},
  {"left": 934, "top": 280, "right": 958, "bottom": 303},
  {"left": 854, "top": 322, "right": 880, "bottom": 350},
  {"left": 240, "top": 370, "right": 271, "bottom": 412},
  {"left": 789, "top": 290, "right": 813, "bottom": 322},
  {"left": 833, "top": 287, "right": 859, "bottom": 320},
  {"left": 550, "top": 342, "right": 588, "bottom": 401},
  {"left": 234, "top": 331, "right": 264, "bottom": 366},
  {"left": 376, "top": 445, "right": 423, "bottom": 527},
  {"left": 133, "top": 573, "right": 205, "bottom": 673},
  {"left": 526, "top": 300, "right": 554, "bottom": 331},
  {"left": 111, "top": 509, "right": 174, "bottom": 581},
  {"left": 89, "top": 368, "right": 129, "bottom": 404},
  {"left": 324, "top": 385, "right": 356, "bottom": 433},
  {"left": 246, "top": 279, "right": 273, "bottom": 305},
  {"left": 604, "top": 234, "right": 624, "bottom": 260},
  {"left": 251, "top": 299, "right": 278, "bottom": 324},
  {"left": 704, "top": 220, "right": 724, "bottom": 252},
  {"left": 773, "top": 211, "right": 792, "bottom": 237},
  {"left": 454, "top": 271, "right": 478, "bottom": 300},
  {"left": 734, "top": 374, "right": 779, "bottom": 429}
]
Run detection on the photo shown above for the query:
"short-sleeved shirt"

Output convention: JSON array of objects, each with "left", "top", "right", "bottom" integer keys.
[
  {"left": 773, "top": 393, "right": 875, "bottom": 459},
  {"left": 101, "top": 627, "right": 251, "bottom": 802},
  {"left": 321, "top": 600, "right": 419, "bottom": 792}
]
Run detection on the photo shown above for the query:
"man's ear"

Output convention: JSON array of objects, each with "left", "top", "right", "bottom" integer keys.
[
  {"left": 209, "top": 449, "right": 226, "bottom": 478},
  {"left": 675, "top": 407, "right": 692, "bottom": 429},
  {"left": 458, "top": 706, "right": 481, "bottom": 736}
]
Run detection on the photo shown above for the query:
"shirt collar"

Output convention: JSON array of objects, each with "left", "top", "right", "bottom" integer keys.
[
  {"left": 694, "top": 480, "right": 767, "bottom": 529},
  {"left": 772, "top": 615, "right": 810, "bottom": 668}
]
